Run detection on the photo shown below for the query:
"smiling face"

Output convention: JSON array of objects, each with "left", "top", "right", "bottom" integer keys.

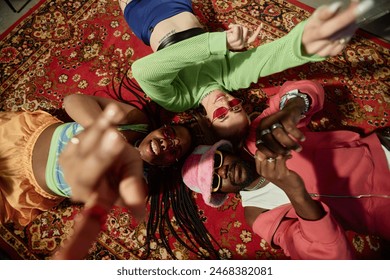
[
  {"left": 138, "top": 125, "right": 192, "bottom": 166},
  {"left": 201, "top": 90, "right": 250, "bottom": 140}
]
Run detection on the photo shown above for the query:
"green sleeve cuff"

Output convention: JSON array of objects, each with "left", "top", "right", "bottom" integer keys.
[
  {"left": 293, "top": 21, "right": 325, "bottom": 62},
  {"left": 208, "top": 32, "right": 227, "bottom": 55}
]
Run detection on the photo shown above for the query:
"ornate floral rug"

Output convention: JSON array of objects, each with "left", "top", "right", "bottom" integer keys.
[{"left": 0, "top": 0, "right": 389, "bottom": 259}]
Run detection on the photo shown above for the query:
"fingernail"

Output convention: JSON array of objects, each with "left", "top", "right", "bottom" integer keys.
[
  {"left": 70, "top": 137, "right": 80, "bottom": 145},
  {"left": 327, "top": 1, "right": 342, "bottom": 14},
  {"left": 355, "top": 0, "right": 374, "bottom": 17}
]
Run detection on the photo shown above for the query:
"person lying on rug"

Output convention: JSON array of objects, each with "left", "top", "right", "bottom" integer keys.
[
  {"left": 121, "top": 0, "right": 374, "bottom": 146},
  {"left": 181, "top": 134, "right": 390, "bottom": 259},
  {"left": 0, "top": 94, "right": 202, "bottom": 227},
  {"left": 51, "top": 81, "right": 389, "bottom": 260},
  {"left": 63, "top": 93, "right": 223, "bottom": 259},
  {"left": 53, "top": 103, "right": 221, "bottom": 260},
  {"left": 53, "top": 103, "right": 147, "bottom": 259}
]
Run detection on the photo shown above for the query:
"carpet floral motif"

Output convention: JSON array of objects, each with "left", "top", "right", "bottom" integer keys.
[{"left": 0, "top": 0, "right": 389, "bottom": 259}]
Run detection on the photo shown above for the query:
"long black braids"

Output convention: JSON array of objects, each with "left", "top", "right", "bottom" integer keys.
[
  {"left": 167, "top": 181, "right": 223, "bottom": 259},
  {"left": 142, "top": 111, "right": 223, "bottom": 259},
  {"left": 145, "top": 165, "right": 222, "bottom": 259}
]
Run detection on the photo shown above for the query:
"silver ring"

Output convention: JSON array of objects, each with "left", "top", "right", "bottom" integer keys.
[
  {"left": 267, "top": 158, "right": 275, "bottom": 163},
  {"left": 338, "top": 38, "right": 346, "bottom": 44},
  {"left": 70, "top": 137, "right": 80, "bottom": 145},
  {"left": 270, "top": 123, "right": 283, "bottom": 131},
  {"left": 255, "top": 139, "right": 263, "bottom": 146},
  {"left": 338, "top": 36, "right": 351, "bottom": 45},
  {"left": 260, "top": 129, "right": 271, "bottom": 137}
]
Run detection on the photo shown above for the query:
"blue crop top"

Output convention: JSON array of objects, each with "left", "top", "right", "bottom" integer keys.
[
  {"left": 46, "top": 122, "right": 84, "bottom": 197},
  {"left": 123, "top": 0, "right": 193, "bottom": 46},
  {"left": 45, "top": 122, "right": 149, "bottom": 197}
]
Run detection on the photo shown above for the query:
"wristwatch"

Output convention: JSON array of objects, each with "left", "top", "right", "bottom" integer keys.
[{"left": 279, "top": 89, "right": 311, "bottom": 114}]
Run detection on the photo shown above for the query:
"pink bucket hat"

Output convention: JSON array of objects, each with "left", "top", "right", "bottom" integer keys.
[{"left": 182, "top": 140, "right": 233, "bottom": 207}]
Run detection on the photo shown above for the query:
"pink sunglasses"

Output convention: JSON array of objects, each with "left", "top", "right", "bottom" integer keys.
[{"left": 211, "top": 98, "right": 243, "bottom": 123}]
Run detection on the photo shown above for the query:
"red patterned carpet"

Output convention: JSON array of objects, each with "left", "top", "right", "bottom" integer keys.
[{"left": 0, "top": 0, "right": 389, "bottom": 259}]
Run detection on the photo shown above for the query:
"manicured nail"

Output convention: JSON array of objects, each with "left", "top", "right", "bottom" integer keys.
[
  {"left": 70, "top": 137, "right": 80, "bottom": 145},
  {"left": 295, "top": 146, "right": 302, "bottom": 152},
  {"left": 355, "top": 0, "right": 374, "bottom": 17},
  {"left": 328, "top": 2, "right": 343, "bottom": 14}
]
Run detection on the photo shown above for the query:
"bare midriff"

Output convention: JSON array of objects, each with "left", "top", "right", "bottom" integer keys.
[
  {"left": 32, "top": 122, "right": 62, "bottom": 196},
  {"left": 149, "top": 12, "right": 203, "bottom": 52}
]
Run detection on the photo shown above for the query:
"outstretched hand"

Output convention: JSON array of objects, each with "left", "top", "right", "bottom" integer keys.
[
  {"left": 226, "top": 23, "right": 263, "bottom": 50},
  {"left": 55, "top": 103, "right": 147, "bottom": 260},
  {"left": 302, "top": 0, "right": 374, "bottom": 57},
  {"left": 59, "top": 103, "right": 147, "bottom": 214}
]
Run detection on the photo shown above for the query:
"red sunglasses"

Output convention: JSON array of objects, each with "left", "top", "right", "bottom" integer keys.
[
  {"left": 161, "top": 125, "right": 181, "bottom": 160},
  {"left": 211, "top": 98, "right": 243, "bottom": 123},
  {"left": 162, "top": 125, "right": 175, "bottom": 140}
]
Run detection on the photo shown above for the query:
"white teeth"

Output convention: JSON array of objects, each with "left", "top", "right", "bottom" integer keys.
[{"left": 151, "top": 141, "right": 158, "bottom": 155}]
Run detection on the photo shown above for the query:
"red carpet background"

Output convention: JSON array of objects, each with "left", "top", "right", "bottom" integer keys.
[{"left": 0, "top": 0, "right": 389, "bottom": 259}]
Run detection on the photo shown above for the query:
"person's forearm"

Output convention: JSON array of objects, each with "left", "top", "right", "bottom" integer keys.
[
  {"left": 285, "top": 189, "right": 325, "bottom": 221},
  {"left": 225, "top": 21, "right": 324, "bottom": 92},
  {"left": 54, "top": 190, "right": 116, "bottom": 260},
  {"left": 54, "top": 211, "right": 103, "bottom": 260},
  {"left": 63, "top": 95, "right": 106, "bottom": 127},
  {"left": 64, "top": 95, "right": 141, "bottom": 127}
]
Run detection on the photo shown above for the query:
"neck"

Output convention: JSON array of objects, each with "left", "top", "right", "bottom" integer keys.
[
  {"left": 244, "top": 176, "right": 269, "bottom": 191},
  {"left": 200, "top": 90, "right": 216, "bottom": 107}
]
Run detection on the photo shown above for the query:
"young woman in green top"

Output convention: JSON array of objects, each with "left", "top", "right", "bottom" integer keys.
[{"left": 121, "top": 0, "right": 374, "bottom": 145}]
